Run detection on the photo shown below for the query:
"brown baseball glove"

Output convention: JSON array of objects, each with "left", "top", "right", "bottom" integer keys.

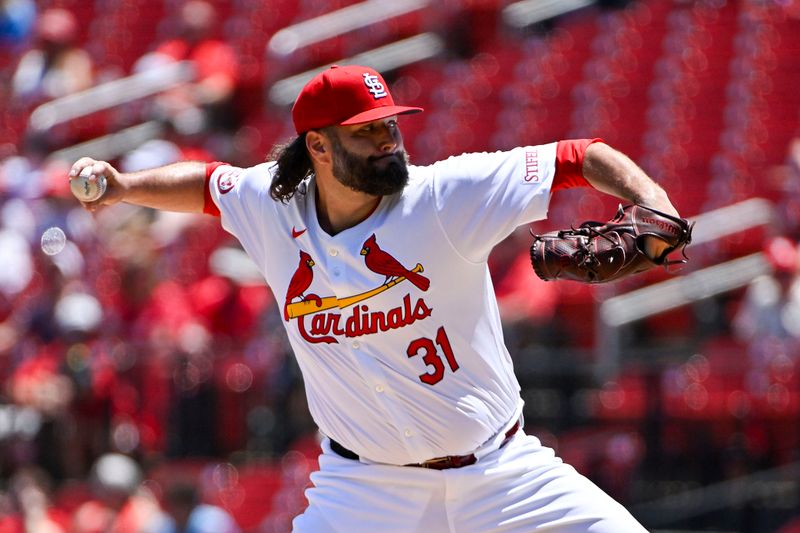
[{"left": 530, "top": 204, "right": 693, "bottom": 283}]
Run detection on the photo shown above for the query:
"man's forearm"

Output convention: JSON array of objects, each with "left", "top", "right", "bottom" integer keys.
[
  {"left": 581, "top": 142, "right": 677, "bottom": 217},
  {"left": 120, "top": 161, "right": 207, "bottom": 213},
  {"left": 70, "top": 158, "right": 208, "bottom": 214}
]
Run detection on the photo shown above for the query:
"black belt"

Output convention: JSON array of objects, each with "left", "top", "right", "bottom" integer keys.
[{"left": 329, "top": 418, "right": 521, "bottom": 470}]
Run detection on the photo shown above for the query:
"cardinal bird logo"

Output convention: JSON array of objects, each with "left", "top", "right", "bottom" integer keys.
[
  {"left": 284, "top": 251, "right": 320, "bottom": 321},
  {"left": 361, "top": 234, "right": 430, "bottom": 291},
  {"left": 283, "top": 239, "right": 432, "bottom": 343}
]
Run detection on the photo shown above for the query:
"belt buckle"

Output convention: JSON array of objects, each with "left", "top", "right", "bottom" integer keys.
[
  {"left": 420, "top": 454, "right": 476, "bottom": 470},
  {"left": 412, "top": 417, "right": 522, "bottom": 470},
  {"left": 420, "top": 456, "right": 450, "bottom": 469}
]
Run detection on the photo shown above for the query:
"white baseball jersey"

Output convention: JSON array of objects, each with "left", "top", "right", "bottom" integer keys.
[{"left": 207, "top": 143, "right": 557, "bottom": 465}]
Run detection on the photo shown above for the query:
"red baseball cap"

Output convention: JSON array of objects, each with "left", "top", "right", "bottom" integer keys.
[{"left": 292, "top": 65, "right": 423, "bottom": 134}]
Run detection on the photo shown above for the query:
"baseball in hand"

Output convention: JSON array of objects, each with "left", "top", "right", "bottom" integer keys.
[{"left": 70, "top": 167, "right": 107, "bottom": 202}]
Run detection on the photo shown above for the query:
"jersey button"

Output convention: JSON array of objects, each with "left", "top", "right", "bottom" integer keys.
[
  {"left": 352, "top": 341, "right": 360, "bottom": 349},
  {"left": 329, "top": 248, "right": 338, "bottom": 257},
  {"left": 404, "top": 429, "right": 413, "bottom": 438},
  {"left": 375, "top": 385, "right": 384, "bottom": 393}
]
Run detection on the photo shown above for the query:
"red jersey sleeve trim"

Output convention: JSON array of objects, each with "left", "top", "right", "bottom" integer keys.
[
  {"left": 553, "top": 138, "right": 603, "bottom": 191},
  {"left": 203, "top": 161, "right": 227, "bottom": 217}
]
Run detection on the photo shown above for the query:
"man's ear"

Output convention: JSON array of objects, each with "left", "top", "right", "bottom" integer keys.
[{"left": 306, "top": 130, "right": 330, "bottom": 163}]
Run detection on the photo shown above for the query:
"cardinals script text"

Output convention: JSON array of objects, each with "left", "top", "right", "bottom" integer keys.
[{"left": 297, "top": 294, "right": 432, "bottom": 344}]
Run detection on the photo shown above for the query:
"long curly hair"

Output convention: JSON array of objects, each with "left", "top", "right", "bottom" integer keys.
[{"left": 269, "top": 133, "right": 312, "bottom": 203}]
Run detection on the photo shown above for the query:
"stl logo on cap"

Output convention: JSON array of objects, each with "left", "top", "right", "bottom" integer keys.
[{"left": 363, "top": 73, "right": 388, "bottom": 99}]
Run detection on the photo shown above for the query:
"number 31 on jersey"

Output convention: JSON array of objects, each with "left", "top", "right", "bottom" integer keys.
[{"left": 406, "top": 326, "right": 459, "bottom": 385}]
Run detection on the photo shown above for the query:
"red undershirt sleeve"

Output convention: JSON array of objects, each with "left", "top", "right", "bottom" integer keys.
[
  {"left": 552, "top": 138, "right": 603, "bottom": 191},
  {"left": 203, "top": 161, "right": 227, "bottom": 216}
]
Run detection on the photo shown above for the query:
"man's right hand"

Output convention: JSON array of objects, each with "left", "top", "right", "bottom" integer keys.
[
  {"left": 69, "top": 157, "right": 126, "bottom": 211},
  {"left": 68, "top": 159, "right": 208, "bottom": 214}
]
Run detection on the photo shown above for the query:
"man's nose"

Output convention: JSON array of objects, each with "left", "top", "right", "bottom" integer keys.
[{"left": 376, "top": 125, "right": 397, "bottom": 152}]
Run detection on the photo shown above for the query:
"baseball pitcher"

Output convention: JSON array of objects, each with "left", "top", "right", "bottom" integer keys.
[{"left": 70, "top": 65, "right": 690, "bottom": 532}]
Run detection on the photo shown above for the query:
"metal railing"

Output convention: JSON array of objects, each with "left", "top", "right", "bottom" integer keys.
[
  {"left": 633, "top": 461, "right": 800, "bottom": 528},
  {"left": 269, "top": 33, "right": 445, "bottom": 107},
  {"left": 46, "top": 121, "right": 165, "bottom": 164},
  {"left": 268, "top": 0, "right": 431, "bottom": 56},
  {"left": 503, "top": 0, "right": 596, "bottom": 29},
  {"left": 28, "top": 60, "right": 194, "bottom": 132}
]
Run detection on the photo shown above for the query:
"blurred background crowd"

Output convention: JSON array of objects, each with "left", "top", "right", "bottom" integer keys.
[{"left": 0, "top": 0, "right": 799, "bottom": 531}]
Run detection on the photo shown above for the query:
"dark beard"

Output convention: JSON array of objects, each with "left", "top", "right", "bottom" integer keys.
[{"left": 329, "top": 135, "right": 410, "bottom": 196}]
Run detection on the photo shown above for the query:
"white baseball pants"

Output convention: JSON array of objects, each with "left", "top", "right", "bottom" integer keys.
[{"left": 292, "top": 430, "right": 648, "bottom": 532}]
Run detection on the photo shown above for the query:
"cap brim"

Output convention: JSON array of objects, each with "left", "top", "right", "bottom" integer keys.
[{"left": 339, "top": 105, "right": 423, "bottom": 126}]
